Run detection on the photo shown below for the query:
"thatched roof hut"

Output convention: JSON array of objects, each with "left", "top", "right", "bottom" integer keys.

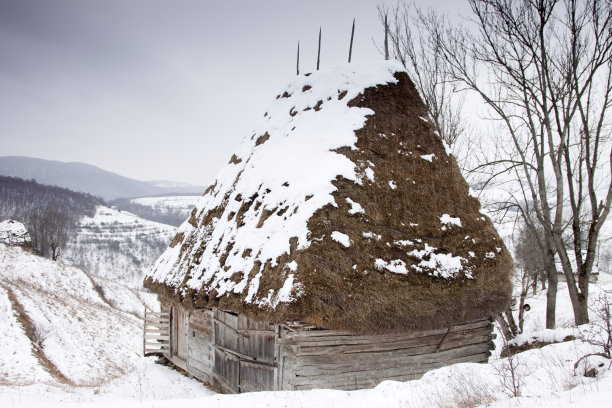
[{"left": 143, "top": 61, "right": 513, "bottom": 392}]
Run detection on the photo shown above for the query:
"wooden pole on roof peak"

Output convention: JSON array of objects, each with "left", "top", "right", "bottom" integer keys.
[
  {"left": 384, "top": 15, "right": 389, "bottom": 60},
  {"left": 317, "top": 27, "right": 321, "bottom": 70},
  {"left": 297, "top": 41, "right": 300, "bottom": 75},
  {"left": 348, "top": 18, "right": 355, "bottom": 63}
]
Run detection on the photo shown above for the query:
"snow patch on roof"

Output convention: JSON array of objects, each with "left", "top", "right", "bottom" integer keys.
[
  {"left": 407, "top": 243, "right": 470, "bottom": 279},
  {"left": 375, "top": 258, "right": 408, "bottom": 274},
  {"left": 346, "top": 198, "right": 365, "bottom": 215},
  {"left": 331, "top": 231, "right": 351, "bottom": 248},
  {"left": 362, "top": 231, "right": 382, "bottom": 240},
  {"left": 420, "top": 154, "right": 435, "bottom": 162},
  {"left": 440, "top": 214, "right": 462, "bottom": 227}
]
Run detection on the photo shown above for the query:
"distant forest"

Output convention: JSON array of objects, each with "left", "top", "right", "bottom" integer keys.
[{"left": 0, "top": 176, "right": 103, "bottom": 258}]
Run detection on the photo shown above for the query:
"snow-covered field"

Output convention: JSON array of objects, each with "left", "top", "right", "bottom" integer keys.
[
  {"left": 1, "top": 241, "right": 611, "bottom": 407},
  {"left": 63, "top": 206, "right": 176, "bottom": 288}
]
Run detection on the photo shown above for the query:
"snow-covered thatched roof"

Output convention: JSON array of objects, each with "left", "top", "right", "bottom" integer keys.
[{"left": 145, "top": 61, "right": 513, "bottom": 333}]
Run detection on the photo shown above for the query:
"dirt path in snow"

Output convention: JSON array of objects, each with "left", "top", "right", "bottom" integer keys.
[{"left": 0, "top": 282, "right": 75, "bottom": 386}]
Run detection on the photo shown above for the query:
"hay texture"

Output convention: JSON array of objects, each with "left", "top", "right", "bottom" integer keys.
[{"left": 145, "top": 61, "right": 513, "bottom": 333}]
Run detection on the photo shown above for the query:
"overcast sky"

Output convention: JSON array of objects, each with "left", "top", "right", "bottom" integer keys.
[{"left": 0, "top": 0, "right": 469, "bottom": 186}]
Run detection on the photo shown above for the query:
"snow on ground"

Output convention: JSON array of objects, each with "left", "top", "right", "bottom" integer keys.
[
  {"left": 2, "top": 238, "right": 611, "bottom": 406},
  {"left": 0, "top": 244, "right": 211, "bottom": 406},
  {"left": 64, "top": 206, "right": 176, "bottom": 288},
  {"left": 0, "top": 285, "right": 53, "bottom": 385}
]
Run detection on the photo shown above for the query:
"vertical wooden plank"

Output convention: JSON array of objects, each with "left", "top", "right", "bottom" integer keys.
[
  {"left": 213, "top": 348, "right": 240, "bottom": 393},
  {"left": 239, "top": 361, "right": 275, "bottom": 391},
  {"left": 176, "top": 308, "right": 188, "bottom": 360},
  {"left": 171, "top": 307, "right": 177, "bottom": 356}
]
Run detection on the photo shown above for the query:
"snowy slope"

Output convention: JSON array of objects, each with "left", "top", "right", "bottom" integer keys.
[
  {"left": 0, "top": 243, "right": 210, "bottom": 402},
  {"left": 129, "top": 195, "right": 199, "bottom": 225},
  {"left": 64, "top": 206, "right": 176, "bottom": 288}
]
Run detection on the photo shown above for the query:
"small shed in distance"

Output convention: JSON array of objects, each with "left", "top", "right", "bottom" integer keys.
[{"left": 144, "top": 61, "right": 513, "bottom": 393}]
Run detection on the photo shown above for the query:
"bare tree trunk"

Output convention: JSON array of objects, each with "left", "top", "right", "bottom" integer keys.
[{"left": 546, "top": 266, "right": 558, "bottom": 329}]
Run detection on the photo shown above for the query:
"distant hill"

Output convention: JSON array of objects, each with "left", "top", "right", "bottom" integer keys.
[{"left": 0, "top": 156, "right": 204, "bottom": 200}]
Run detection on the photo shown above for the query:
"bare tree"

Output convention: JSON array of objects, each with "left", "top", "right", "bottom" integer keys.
[
  {"left": 515, "top": 221, "right": 547, "bottom": 296},
  {"left": 382, "top": 0, "right": 612, "bottom": 327},
  {"left": 379, "top": 1, "right": 465, "bottom": 147},
  {"left": 436, "top": 0, "right": 612, "bottom": 327}
]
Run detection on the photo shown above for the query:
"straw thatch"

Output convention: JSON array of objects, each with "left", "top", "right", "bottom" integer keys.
[{"left": 145, "top": 62, "right": 513, "bottom": 333}]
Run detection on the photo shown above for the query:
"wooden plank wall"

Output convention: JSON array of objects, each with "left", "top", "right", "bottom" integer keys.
[
  {"left": 278, "top": 319, "right": 494, "bottom": 391},
  {"left": 157, "top": 302, "right": 493, "bottom": 393},
  {"left": 187, "top": 309, "right": 214, "bottom": 383}
]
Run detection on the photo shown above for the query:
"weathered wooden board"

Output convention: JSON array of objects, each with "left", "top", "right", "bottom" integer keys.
[
  {"left": 174, "top": 307, "right": 189, "bottom": 360},
  {"left": 293, "top": 327, "right": 492, "bottom": 356},
  {"left": 210, "top": 309, "right": 278, "bottom": 391},
  {"left": 213, "top": 348, "right": 240, "bottom": 393},
  {"left": 239, "top": 360, "right": 275, "bottom": 392},
  {"left": 187, "top": 308, "right": 214, "bottom": 380},
  {"left": 281, "top": 320, "right": 491, "bottom": 345},
  {"left": 239, "top": 331, "right": 276, "bottom": 365},
  {"left": 293, "top": 339, "right": 491, "bottom": 367},
  {"left": 291, "top": 352, "right": 490, "bottom": 389},
  {"left": 277, "top": 319, "right": 493, "bottom": 391}
]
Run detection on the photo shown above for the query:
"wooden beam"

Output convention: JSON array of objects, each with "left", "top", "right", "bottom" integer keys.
[
  {"left": 384, "top": 14, "right": 389, "bottom": 60},
  {"left": 317, "top": 27, "right": 321, "bottom": 70},
  {"left": 213, "top": 344, "right": 278, "bottom": 368},
  {"left": 348, "top": 18, "right": 355, "bottom": 63},
  {"left": 296, "top": 41, "right": 300, "bottom": 75}
]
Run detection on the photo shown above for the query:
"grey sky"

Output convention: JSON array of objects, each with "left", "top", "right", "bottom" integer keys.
[{"left": 0, "top": 0, "right": 469, "bottom": 186}]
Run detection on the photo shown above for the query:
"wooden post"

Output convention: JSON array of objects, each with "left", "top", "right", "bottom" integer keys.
[
  {"left": 296, "top": 41, "right": 300, "bottom": 75},
  {"left": 317, "top": 27, "right": 321, "bottom": 70},
  {"left": 348, "top": 18, "right": 355, "bottom": 63},
  {"left": 384, "top": 15, "right": 389, "bottom": 60}
]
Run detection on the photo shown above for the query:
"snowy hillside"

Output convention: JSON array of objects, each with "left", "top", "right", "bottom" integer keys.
[
  {"left": 130, "top": 195, "right": 199, "bottom": 217},
  {"left": 110, "top": 195, "right": 200, "bottom": 227},
  {"left": 0, "top": 243, "right": 211, "bottom": 401},
  {"left": 63, "top": 206, "right": 176, "bottom": 288},
  {"left": 1, "top": 243, "right": 610, "bottom": 406}
]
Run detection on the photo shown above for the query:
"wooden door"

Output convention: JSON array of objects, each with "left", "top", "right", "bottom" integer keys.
[
  {"left": 172, "top": 307, "right": 188, "bottom": 361},
  {"left": 212, "top": 310, "right": 276, "bottom": 392}
]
